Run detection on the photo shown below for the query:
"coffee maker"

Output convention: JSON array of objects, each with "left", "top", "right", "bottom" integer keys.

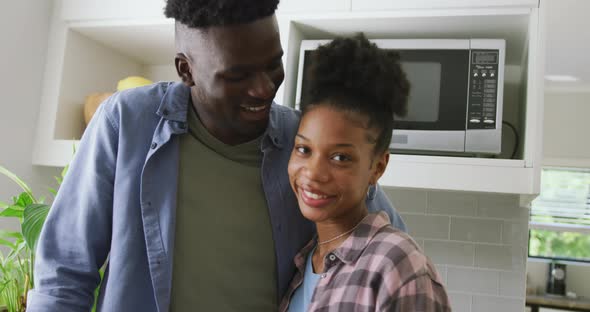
[{"left": 546, "top": 262, "right": 567, "bottom": 296}]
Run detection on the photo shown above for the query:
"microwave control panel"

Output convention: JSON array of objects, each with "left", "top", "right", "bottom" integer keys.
[{"left": 468, "top": 50, "right": 499, "bottom": 130}]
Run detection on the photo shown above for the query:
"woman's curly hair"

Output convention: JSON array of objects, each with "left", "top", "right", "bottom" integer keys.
[
  {"left": 301, "top": 33, "right": 411, "bottom": 154},
  {"left": 164, "top": 0, "right": 279, "bottom": 28}
]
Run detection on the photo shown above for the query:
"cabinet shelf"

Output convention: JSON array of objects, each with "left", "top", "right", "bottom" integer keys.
[{"left": 34, "top": 0, "right": 546, "bottom": 194}]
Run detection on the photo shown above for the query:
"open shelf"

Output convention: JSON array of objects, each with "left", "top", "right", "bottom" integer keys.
[
  {"left": 276, "top": 7, "right": 544, "bottom": 193},
  {"left": 55, "top": 23, "right": 178, "bottom": 141},
  {"left": 35, "top": 2, "right": 545, "bottom": 194}
]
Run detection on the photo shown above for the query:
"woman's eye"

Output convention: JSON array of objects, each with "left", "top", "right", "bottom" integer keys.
[
  {"left": 332, "top": 154, "right": 350, "bottom": 162},
  {"left": 296, "top": 146, "right": 309, "bottom": 154}
]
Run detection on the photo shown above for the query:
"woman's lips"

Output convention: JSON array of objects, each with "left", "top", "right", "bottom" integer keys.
[{"left": 299, "top": 187, "right": 337, "bottom": 208}]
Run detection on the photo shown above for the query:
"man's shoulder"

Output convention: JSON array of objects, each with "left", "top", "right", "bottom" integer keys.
[
  {"left": 269, "top": 103, "right": 301, "bottom": 145},
  {"left": 100, "top": 82, "right": 170, "bottom": 125},
  {"left": 270, "top": 103, "right": 301, "bottom": 123}
]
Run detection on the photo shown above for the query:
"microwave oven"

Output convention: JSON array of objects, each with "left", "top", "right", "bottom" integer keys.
[{"left": 295, "top": 39, "right": 505, "bottom": 155}]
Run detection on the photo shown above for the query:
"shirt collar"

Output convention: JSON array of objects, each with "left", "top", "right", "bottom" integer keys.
[
  {"left": 156, "top": 81, "right": 283, "bottom": 149},
  {"left": 292, "top": 211, "right": 392, "bottom": 272},
  {"left": 331, "top": 212, "right": 392, "bottom": 265}
]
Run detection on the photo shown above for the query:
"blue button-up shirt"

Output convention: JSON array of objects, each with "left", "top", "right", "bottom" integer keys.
[{"left": 27, "top": 82, "right": 406, "bottom": 312}]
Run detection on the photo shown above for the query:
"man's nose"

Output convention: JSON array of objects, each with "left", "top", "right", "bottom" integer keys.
[{"left": 248, "top": 72, "right": 275, "bottom": 100}]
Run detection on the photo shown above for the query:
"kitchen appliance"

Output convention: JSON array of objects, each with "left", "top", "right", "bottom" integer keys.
[
  {"left": 296, "top": 39, "right": 505, "bottom": 155},
  {"left": 546, "top": 262, "right": 567, "bottom": 296}
]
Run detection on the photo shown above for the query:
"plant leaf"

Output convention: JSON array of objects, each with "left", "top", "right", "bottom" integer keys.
[
  {"left": 0, "top": 238, "right": 16, "bottom": 250},
  {"left": 0, "top": 231, "right": 23, "bottom": 240},
  {"left": 47, "top": 188, "right": 57, "bottom": 196},
  {"left": 61, "top": 164, "right": 69, "bottom": 180},
  {"left": 16, "top": 192, "right": 34, "bottom": 207},
  {"left": 22, "top": 204, "right": 50, "bottom": 252},
  {"left": 0, "top": 166, "right": 34, "bottom": 200},
  {"left": 0, "top": 200, "right": 8, "bottom": 209},
  {"left": 0, "top": 206, "right": 25, "bottom": 218}
]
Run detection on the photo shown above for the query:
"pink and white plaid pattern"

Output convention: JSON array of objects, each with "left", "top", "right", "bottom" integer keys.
[{"left": 280, "top": 212, "right": 451, "bottom": 312}]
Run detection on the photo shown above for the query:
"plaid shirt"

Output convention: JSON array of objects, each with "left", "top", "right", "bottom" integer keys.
[{"left": 280, "top": 212, "right": 451, "bottom": 312}]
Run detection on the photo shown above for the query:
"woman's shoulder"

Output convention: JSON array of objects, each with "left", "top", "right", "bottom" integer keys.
[{"left": 363, "top": 225, "right": 439, "bottom": 284}]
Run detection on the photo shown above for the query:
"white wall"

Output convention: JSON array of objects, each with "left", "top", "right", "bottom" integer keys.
[
  {"left": 0, "top": 1, "right": 61, "bottom": 231},
  {"left": 526, "top": 90, "right": 590, "bottom": 300},
  {"left": 543, "top": 91, "right": 590, "bottom": 166},
  {"left": 385, "top": 188, "right": 529, "bottom": 312}
]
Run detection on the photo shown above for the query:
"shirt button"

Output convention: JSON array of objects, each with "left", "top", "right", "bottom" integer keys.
[
  {"left": 151, "top": 142, "right": 158, "bottom": 149},
  {"left": 328, "top": 254, "right": 336, "bottom": 261},
  {"left": 321, "top": 273, "right": 327, "bottom": 279}
]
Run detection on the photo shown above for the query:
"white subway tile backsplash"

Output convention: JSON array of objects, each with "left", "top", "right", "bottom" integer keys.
[
  {"left": 450, "top": 217, "right": 503, "bottom": 243},
  {"left": 503, "top": 220, "right": 530, "bottom": 246},
  {"left": 477, "top": 193, "right": 525, "bottom": 219},
  {"left": 499, "top": 271, "right": 526, "bottom": 297},
  {"left": 427, "top": 190, "right": 477, "bottom": 216},
  {"left": 447, "top": 267, "right": 499, "bottom": 295},
  {"left": 435, "top": 264, "right": 448, "bottom": 285},
  {"left": 387, "top": 188, "right": 528, "bottom": 312},
  {"left": 472, "top": 295, "right": 524, "bottom": 312},
  {"left": 424, "top": 240, "right": 475, "bottom": 266},
  {"left": 447, "top": 292, "right": 472, "bottom": 312},
  {"left": 475, "top": 245, "right": 526, "bottom": 271},
  {"left": 400, "top": 213, "right": 450, "bottom": 240},
  {"left": 384, "top": 187, "right": 427, "bottom": 213}
]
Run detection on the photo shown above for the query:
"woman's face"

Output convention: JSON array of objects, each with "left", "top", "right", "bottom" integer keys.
[{"left": 288, "top": 105, "right": 389, "bottom": 224}]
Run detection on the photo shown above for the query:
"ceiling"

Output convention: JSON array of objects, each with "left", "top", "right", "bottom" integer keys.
[{"left": 545, "top": 0, "right": 590, "bottom": 91}]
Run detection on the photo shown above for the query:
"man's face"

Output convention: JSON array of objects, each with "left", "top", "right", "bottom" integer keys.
[{"left": 176, "top": 15, "right": 285, "bottom": 145}]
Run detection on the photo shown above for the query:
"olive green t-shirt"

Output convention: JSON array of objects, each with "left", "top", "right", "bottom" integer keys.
[{"left": 170, "top": 106, "right": 277, "bottom": 311}]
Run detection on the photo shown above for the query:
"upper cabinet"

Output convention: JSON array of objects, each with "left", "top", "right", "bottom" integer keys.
[
  {"left": 278, "top": 0, "right": 349, "bottom": 13},
  {"left": 35, "top": 0, "right": 548, "bottom": 194},
  {"left": 543, "top": 91, "right": 590, "bottom": 168},
  {"left": 351, "top": 0, "right": 538, "bottom": 11},
  {"left": 60, "top": 0, "right": 167, "bottom": 21}
]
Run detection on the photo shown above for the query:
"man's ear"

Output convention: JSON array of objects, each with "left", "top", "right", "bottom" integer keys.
[
  {"left": 175, "top": 53, "right": 195, "bottom": 86},
  {"left": 370, "top": 152, "right": 389, "bottom": 186}
]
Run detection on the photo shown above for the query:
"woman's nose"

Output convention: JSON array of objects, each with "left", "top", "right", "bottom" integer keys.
[{"left": 303, "top": 156, "right": 330, "bottom": 183}]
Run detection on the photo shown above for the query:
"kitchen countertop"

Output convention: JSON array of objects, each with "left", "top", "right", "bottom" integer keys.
[{"left": 526, "top": 294, "right": 590, "bottom": 312}]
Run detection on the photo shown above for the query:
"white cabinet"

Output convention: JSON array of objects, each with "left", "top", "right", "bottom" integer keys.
[
  {"left": 34, "top": 0, "right": 176, "bottom": 166},
  {"left": 277, "top": 2, "right": 546, "bottom": 194},
  {"left": 352, "top": 0, "right": 538, "bottom": 11},
  {"left": 543, "top": 91, "right": 590, "bottom": 168},
  {"left": 278, "top": 0, "right": 349, "bottom": 13},
  {"left": 60, "top": 0, "right": 167, "bottom": 21},
  {"left": 35, "top": 0, "right": 547, "bottom": 194}
]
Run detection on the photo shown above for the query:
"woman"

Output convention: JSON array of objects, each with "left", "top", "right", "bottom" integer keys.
[{"left": 280, "top": 34, "right": 451, "bottom": 312}]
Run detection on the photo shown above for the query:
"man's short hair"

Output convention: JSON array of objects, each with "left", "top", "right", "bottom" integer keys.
[{"left": 164, "top": 0, "right": 280, "bottom": 28}]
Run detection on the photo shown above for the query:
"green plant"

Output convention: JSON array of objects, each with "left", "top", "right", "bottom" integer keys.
[
  {"left": 0, "top": 165, "right": 66, "bottom": 312},
  {"left": 529, "top": 229, "right": 590, "bottom": 261}
]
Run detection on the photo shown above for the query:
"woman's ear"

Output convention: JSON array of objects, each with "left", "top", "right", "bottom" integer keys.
[
  {"left": 175, "top": 53, "right": 195, "bottom": 86},
  {"left": 369, "top": 152, "right": 389, "bottom": 185}
]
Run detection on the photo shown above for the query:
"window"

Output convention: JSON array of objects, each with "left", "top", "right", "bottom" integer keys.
[{"left": 528, "top": 168, "right": 590, "bottom": 262}]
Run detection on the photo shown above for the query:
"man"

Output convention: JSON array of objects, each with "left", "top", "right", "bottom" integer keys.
[{"left": 27, "top": 0, "right": 406, "bottom": 311}]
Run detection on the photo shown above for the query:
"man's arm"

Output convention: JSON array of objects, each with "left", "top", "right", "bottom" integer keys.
[
  {"left": 27, "top": 103, "right": 117, "bottom": 312},
  {"left": 366, "top": 184, "right": 407, "bottom": 232}
]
